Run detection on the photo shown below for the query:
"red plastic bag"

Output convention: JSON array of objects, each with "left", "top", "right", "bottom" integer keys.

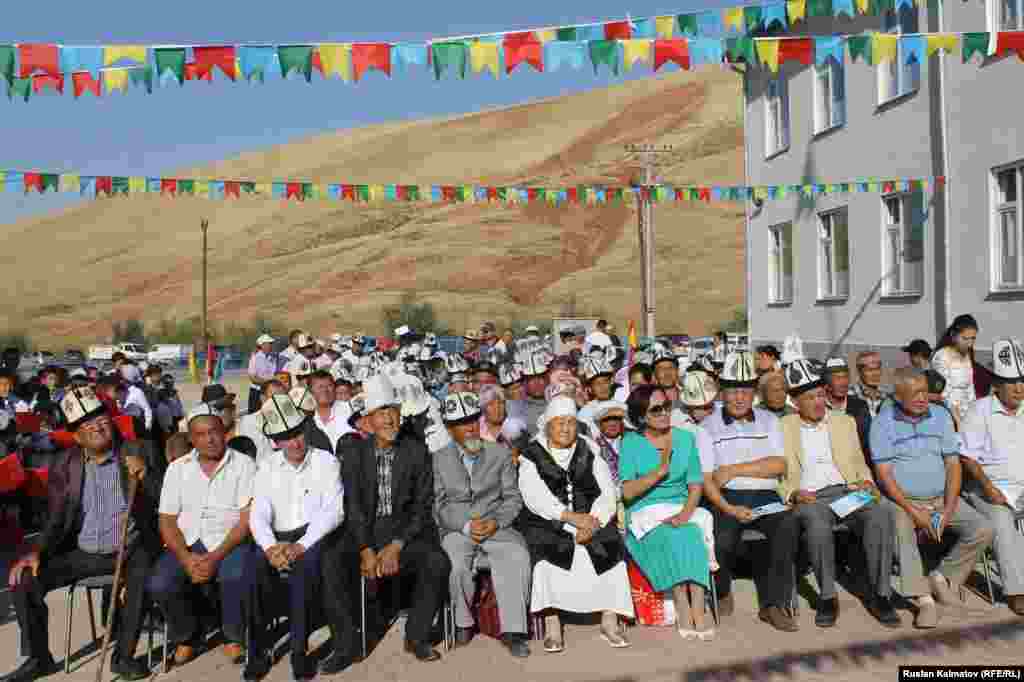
[
  {"left": 627, "top": 559, "right": 676, "bottom": 626},
  {"left": 0, "top": 453, "right": 27, "bottom": 495},
  {"left": 472, "top": 572, "right": 502, "bottom": 639}
]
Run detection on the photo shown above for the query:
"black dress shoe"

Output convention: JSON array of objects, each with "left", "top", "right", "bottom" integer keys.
[
  {"left": 242, "top": 653, "right": 272, "bottom": 682},
  {"left": 501, "top": 635, "right": 530, "bottom": 658},
  {"left": 815, "top": 597, "right": 839, "bottom": 628},
  {"left": 403, "top": 640, "right": 441, "bottom": 662},
  {"left": 867, "top": 595, "right": 902, "bottom": 628},
  {"left": 290, "top": 652, "right": 316, "bottom": 681},
  {"left": 110, "top": 655, "right": 150, "bottom": 681},
  {"left": 455, "top": 627, "right": 474, "bottom": 647},
  {"left": 1, "top": 656, "right": 58, "bottom": 682},
  {"left": 318, "top": 651, "right": 356, "bottom": 675}
]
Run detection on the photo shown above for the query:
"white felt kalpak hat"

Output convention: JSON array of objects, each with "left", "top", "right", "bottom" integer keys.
[
  {"left": 681, "top": 370, "right": 718, "bottom": 407},
  {"left": 186, "top": 402, "right": 223, "bottom": 426},
  {"left": 363, "top": 373, "right": 400, "bottom": 414},
  {"left": 261, "top": 393, "right": 308, "bottom": 440},
  {"left": 288, "top": 386, "right": 317, "bottom": 413},
  {"left": 499, "top": 362, "right": 524, "bottom": 386},
  {"left": 520, "top": 352, "right": 550, "bottom": 377},
  {"left": 442, "top": 391, "right": 481, "bottom": 424},
  {"left": 294, "top": 333, "right": 315, "bottom": 349},
  {"left": 60, "top": 386, "right": 107, "bottom": 428},
  {"left": 445, "top": 353, "right": 471, "bottom": 374},
  {"left": 786, "top": 358, "right": 826, "bottom": 397},
  {"left": 257, "top": 334, "right": 274, "bottom": 345},
  {"left": 393, "top": 373, "right": 431, "bottom": 418},
  {"left": 580, "top": 356, "right": 614, "bottom": 383},
  {"left": 992, "top": 338, "right": 1024, "bottom": 383},
  {"left": 719, "top": 350, "right": 758, "bottom": 388}
]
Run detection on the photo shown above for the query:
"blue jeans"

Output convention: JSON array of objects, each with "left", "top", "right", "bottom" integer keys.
[{"left": 147, "top": 541, "right": 254, "bottom": 644}]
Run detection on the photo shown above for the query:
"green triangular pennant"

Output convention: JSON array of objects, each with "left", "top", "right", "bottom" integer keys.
[
  {"left": 278, "top": 45, "right": 314, "bottom": 82},
  {"left": 302, "top": 183, "right": 314, "bottom": 200},
  {"left": 743, "top": 6, "right": 764, "bottom": 33},
  {"left": 111, "top": 177, "right": 130, "bottom": 195},
  {"left": 727, "top": 37, "right": 755, "bottom": 64},
  {"left": 556, "top": 27, "right": 578, "bottom": 41},
  {"left": 356, "top": 184, "right": 369, "bottom": 201},
  {"left": 154, "top": 48, "right": 186, "bottom": 85},
  {"left": 807, "top": 0, "right": 832, "bottom": 17},
  {"left": 0, "top": 45, "right": 14, "bottom": 86},
  {"left": 431, "top": 42, "right": 468, "bottom": 80},
  {"left": 406, "top": 185, "right": 420, "bottom": 201},
  {"left": 41, "top": 174, "right": 59, "bottom": 193},
  {"left": 677, "top": 14, "right": 698, "bottom": 36},
  {"left": 962, "top": 33, "right": 990, "bottom": 63},
  {"left": 239, "top": 182, "right": 256, "bottom": 194},
  {"left": 129, "top": 66, "right": 154, "bottom": 94},
  {"left": 177, "top": 179, "right": 195, "bottom": 196},
  {"left": 497, "top": 187, "right": 508, "bottom": 201},
  {"left": 589, "top": 40, "right": 620, "bottom": 75},
  {"left": 8, "top": 77, "right": 30, "bottom": 102},
  {"left": 847, "top": 36, "right": 871, "bottom": 63}
]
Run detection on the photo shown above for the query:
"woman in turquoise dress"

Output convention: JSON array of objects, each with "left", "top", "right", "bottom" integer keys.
[{"left": 621, "top": 384, "right": 712, "bottom": 640}]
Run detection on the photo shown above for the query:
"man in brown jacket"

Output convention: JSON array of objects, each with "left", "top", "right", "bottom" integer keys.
[{"left": 779, "top": 358, "right": 901, "bottom": 630}]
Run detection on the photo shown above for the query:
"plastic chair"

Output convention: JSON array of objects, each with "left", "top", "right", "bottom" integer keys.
[
  {"left": 144, "top": 601, "right": 170, "bottom": 674},
  {"left": 359, "top": 574, "right": 453, "bottom": 659},
  {"left": 64, "top": 574, "right": 115, "bottom": 674}
]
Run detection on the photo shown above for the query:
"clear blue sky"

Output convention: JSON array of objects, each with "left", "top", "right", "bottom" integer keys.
[{"left": 0, "top": 0, "right": 737, "bottom": 223}]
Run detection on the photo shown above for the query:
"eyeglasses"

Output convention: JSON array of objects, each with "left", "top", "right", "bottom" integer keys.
[{"left": 647, "top": 404, "right": 671, "bottom": 416}]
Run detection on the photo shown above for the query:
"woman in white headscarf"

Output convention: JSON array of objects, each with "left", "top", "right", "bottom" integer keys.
[{"left": 516, "top": 396, "right": 634, "bottom": 653}]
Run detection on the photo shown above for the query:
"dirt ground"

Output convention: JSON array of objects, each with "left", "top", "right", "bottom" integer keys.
[{"left": 1, "top": 568, "right": 1021, "bottom": 682}]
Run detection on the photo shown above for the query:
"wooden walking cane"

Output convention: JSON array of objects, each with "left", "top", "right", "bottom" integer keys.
[{"left": 94, "top": 475, "right": 140, "bottom": 682}]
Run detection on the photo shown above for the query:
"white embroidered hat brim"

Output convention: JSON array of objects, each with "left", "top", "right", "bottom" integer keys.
[
  {"left": 719, "top": 351, "right": 758, "bottom": 388},
  {"left": 992, "top": 338, "right": 1024, "bottom": 381},
  {"left": 262, "top": 393, "right": 307, "bottom": 439},
  {"left": 257, "top": 334, "right": 274, "bottom": 345},
  {"left": 786, "top": 359, "right": 825, "bottom": 396},
  {"left": 60, "top": 386, "right": 106, "bottom": 428},
  {"left": 442, "top": 391, "right": 481, "bottom": 423}
]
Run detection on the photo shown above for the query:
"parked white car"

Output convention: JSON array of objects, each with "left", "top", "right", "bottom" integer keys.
[
  {"left": 148, "top": 344, "right": 190, "bottom": 364},
  {"left": 88, "top": 343, "right": 148, "bottom": 362}
]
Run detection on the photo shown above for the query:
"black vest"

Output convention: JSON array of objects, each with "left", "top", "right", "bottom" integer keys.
[{"left": 515, "top": 439, "right": 623, "bottom": 575}]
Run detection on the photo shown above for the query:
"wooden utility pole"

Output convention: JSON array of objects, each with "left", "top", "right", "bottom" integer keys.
[
  {"left": 625, "top": 144, "right": 672, "bottom": 339},
  {"left": 201, "top": 218, "right": 209, "bottom": 385}
]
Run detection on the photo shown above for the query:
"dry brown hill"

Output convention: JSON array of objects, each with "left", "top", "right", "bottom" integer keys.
[{"left": 0, "top": 68, "right": 745, "bottom": 346}]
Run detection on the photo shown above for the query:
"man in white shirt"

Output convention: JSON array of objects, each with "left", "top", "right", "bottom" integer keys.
[
  {"left": 119, "top": 364, "right": 153, "bottom": 430},
  {"left": 247, "top": 394, "right": 344, "bottom": 681},
  {"left": 960, "top": 338, "right": 1024, "bottom": 616},
  {"left": 583, "top": 320, "right": 613, "bottom": 357},
  {"left": 308, "top": 370, "right": 353, "bottom": 455},
  {"left": 149, "top": 404, "right": 257, "bottom": 669},
  {"left": 699, "top": 351, "right": 801, "bottom": 632},
  {"left": 237, "top": 380, "right": 287, "bottom": 466}
]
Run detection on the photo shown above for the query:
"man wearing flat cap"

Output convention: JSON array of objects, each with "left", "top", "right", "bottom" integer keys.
[{"left": 248, "top": 334, "right": 278, "bottom": 414}]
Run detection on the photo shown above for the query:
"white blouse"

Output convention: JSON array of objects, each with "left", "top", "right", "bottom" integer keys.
[
  {"left": 518, "top": 439, "right": 617, "bottom": 533},
  {"left": 932, "top": 346, "right": 976, "bottom": 422}
]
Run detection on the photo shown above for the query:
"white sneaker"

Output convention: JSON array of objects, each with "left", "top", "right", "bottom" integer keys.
[{"left": 929, "top": 573, "right": 958, "bottom": 606}]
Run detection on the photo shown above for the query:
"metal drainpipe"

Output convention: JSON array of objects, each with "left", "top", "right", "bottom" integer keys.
[
  {"left": 936, "top": 0, "right": 953, "bottom": 338},
  {"left": 730, "top": 64, "right": 753, "bottom": 344}
]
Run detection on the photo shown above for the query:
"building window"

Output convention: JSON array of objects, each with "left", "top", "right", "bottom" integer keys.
[
  {"left": 818, "top": 209, "right": 850, "bottom": 300},
  {"left": 765, "top": 75, "right": 790, "bottom": 158},
  {"left": 991, "top": 0, "right": 1023, "bottom": 30},
  {"left": 769, "top": 223, "right": 794, "bottom": 303},
  {"left": 882, "top": 192, "right": 925, "bottom": 296},
  {"left": 993, "top": 164, "right": 1024, "bottom": 290},
  {"left": 877, "top": 9, "right": 921, "bottom": 105},
  {"left": 813, "top": 58, "right": 846, "bottom": 133}
]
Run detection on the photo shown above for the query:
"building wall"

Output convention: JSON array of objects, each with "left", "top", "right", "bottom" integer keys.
[
  {"left": 745, "top": 5, "right": 938, "bottom": 359},
  {"left": 941, "top": 0, "right": 1024, "bottom": 354}
]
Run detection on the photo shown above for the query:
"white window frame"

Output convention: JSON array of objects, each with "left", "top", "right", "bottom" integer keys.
[
  {"left": 881, "top": 193, "right": 924, "bottom": 296},
  {"left": 989, "top": 0, "right": 1023, "bottom": 31},
  {"left": 813, "top": 58, "right": 846, "bottom": 134},
  {"left": 876, "top": 11, "right": 921, "bottom": 106},
  {"left": 768, "top": 222, "right": 794, "bottom": 304},
  {"left": 764, "top": 74, "right": 790, "bottom": 159},
  {"left": 817, "top": 208, "right": 850, "bottom": 301},
  {"left": 991, "top": 163, "right": 1024, "bottom": 291}
]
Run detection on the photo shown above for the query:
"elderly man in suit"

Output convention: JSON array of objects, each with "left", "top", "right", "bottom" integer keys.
[
  {"left": 5, "top": 387, "right": 162, "bottom": 682},
  {"left": 318, "top": 373, "right": 451, "bottom": 675},
  {"left": 434, "top": 392, "right": 531, "bottom": 658}
]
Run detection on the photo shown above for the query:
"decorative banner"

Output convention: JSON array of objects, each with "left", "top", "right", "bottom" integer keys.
[{"left": 2, "top": 168, "right": 943, "bottom": 205}]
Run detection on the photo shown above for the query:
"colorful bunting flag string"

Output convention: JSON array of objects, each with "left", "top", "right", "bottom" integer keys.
[
  {"left": 3, "top": 28, "right": 1018, "bottom": 102},
  {"left": 0, "top": 169, "right": 944, "bottom": 204}
]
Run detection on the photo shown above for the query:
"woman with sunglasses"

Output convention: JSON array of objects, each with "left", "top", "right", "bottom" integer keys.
[{"left": 619, "top": 385, "right": 713, "bottom": 641}]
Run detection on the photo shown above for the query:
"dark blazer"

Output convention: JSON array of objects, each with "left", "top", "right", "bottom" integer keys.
[
  {"left": 304, "top": 418, "right": 335, "bottom": 456},
  {"left": 38, "top": 439, "right": 163, "bottom": 562},
  {"left": 844, "top": 395, "right": 873, "bottom": 466},
  {"left": 342, "top": 433, "right": 438, "bottom": 552}
]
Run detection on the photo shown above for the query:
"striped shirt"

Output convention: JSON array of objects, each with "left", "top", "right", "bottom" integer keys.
[
  {"left": 700, "top": 407, "right": 784, "bottom": 490},
  {"left": 78, "top": 452, "right": 129, "bottom": 555},
  {"left": 375, "top": 445, "right": 395, "bottom": 518}
]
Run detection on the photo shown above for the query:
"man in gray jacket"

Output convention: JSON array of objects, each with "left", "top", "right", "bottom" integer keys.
[{"left": 435, "top": 392, "right": 531, "bottom": 658}]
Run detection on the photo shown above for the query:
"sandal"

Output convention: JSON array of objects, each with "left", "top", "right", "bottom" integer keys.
[
  {"left": 543, "top": 637, "right": 565, "bottom": 653},
  {"left": 677, "top": 628, "right": 698, "bottom": 641},
  {"left": 600, "top": 627, "right": 631, "bottom": 648},
  {"left": 696, "top": 627, "right": 716, "bottom": 641}
]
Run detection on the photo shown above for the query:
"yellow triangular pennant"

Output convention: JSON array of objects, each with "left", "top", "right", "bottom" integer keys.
[
  {"left": 103, "top": 45, "right": 148, "bottom": 66},
  {"left": 128, "top": 176, "right": 146, "bottom": 194},
  {"left": 318, "top": 43, "right": 352, "bottom": 82},
  {"left": 655, "top": 16, "right": 676, "bottom": 39},
  {"left": 469, "top": 42, "right": 501, "bottom": 78},
  {"left": 855, "top": 0, "right": 870, "bottom": 13},
  {"left": 622, "top": 39, "right": 653, "bottom": 71},
  {"left": 756, "top": 39, "right": 781, "bottom": 72},
  {"left": 871, "top": 33, "right": 898, "bottom": 64},
  {"left": 926, "top": 34, "right": 959, "bottom": 57},
  {"left": 195, "top": 180, "right": 211, "bottom": 197},
  {"left": 59, "top": 174, "right": 80, "bottom": 193},
  {"left": 724, "top": 7, "right": 745, "bottom": 31},
  {"left": 536, "top": 29, "right": 556, "bottom": 44},
  {"left": 787, "top": 0, "right": 807, "bottom": 22},
  {"left": 104, "top": 70, "right": 130, "bottom": 94}
]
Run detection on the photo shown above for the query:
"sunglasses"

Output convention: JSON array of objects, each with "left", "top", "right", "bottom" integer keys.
[{"left": 647, "top": 404, "right": 671, "bottom": 416}]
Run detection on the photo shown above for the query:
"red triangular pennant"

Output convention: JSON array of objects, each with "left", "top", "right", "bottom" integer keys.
[
  {"left": 441, "top": 186, "right": 457, "bottom": 202},
  {"left": 286, "top": 182, "right": 304, "bottom": 200},
  {"left": 779, "top": 38, "right": 814, "bottom": 66},
  {"left": 72, "top": 72, "right": 101, "bottom": 98},
  {"left": 341, "top": 184, "right": 355, "bottom": 200},
  {"left": 32, "top": 74, "right": 63, "bottom": 94},
  {"left": 96, "top": 177, "right": 113, "bottom": 196},
  {"left": 23, "top": 173, "right": 42, "bottom": 193},
  {"left": 654, "top": 39, "right": 690, "bottom": 71},
  {"left": 160, "top": 178, "right": 177, "bottom": 195},
  {"left": 184, "top": 62, "right": 214, "bottom": 81},
  {"left": 18, "top": 43, "right": 60, "bottom": 78},
  {"left": 352, "top": 43, "right": 392, "bottom": 81},
  {"left": 225, "top": 181, "right": 240, "bottom": 198},
  {"left": 504, "top": 32, "right": 544, "bottom": 73},
  {"left": 194, "top": 46, "right": 237, "bottom": 80},
  {"left": 995, "top": 31, "right": 1024, "bottom": 60},
  {"left": 604, "top": 21, "right": 632, "bottom": 40}
]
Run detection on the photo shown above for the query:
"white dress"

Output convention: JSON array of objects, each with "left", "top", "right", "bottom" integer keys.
[
  {"left": 932, "top": 347, "right": 976, "bottom": 423},
  {"left": 518, "top": 440, "right": 635, "bottom": 618}
]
